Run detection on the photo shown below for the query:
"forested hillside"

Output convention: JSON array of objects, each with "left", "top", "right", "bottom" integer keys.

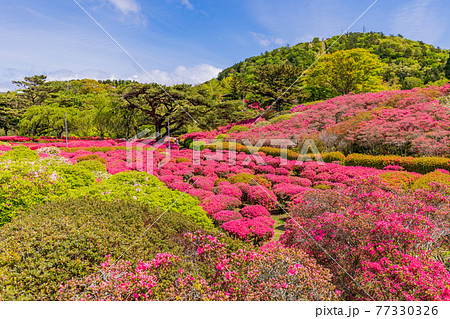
[{"left": 217, "top": 32, "right": 450, "bottom": 104}]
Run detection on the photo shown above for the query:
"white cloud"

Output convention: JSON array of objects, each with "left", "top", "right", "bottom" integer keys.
[
  {"left": 46, "top": 69, "right": 118, "bottom": 81},
  {"left": 179, "top": 0, "right": 193, "bottom": 10},
  {"left": 250, "top": 32, "right": 285, "bottom": 47},
  {"left": 167, "top": 0, "right": 194, "bottom": 10},
  {"left": 105, "top": 0, "right": 141, "bottom": 15},
  {"left": 392, "top": 0, "right": 446, "bottom": 45},
  {"left": 129, "top": 64, "right": 222, "bottom": 85}
]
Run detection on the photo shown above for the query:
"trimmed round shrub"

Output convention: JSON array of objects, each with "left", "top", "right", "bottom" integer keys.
[
  {"left": 69, "top": 171, "right": 213, "bottom": 230},
  {"left": 0, "top": 198, "right": 206, "bottom": 300},
  {"left": 75, "top": 159, "right": 107, "bottom": 173},
  {"left": 213, "top": 210, "right": 243, "bottom": 226},
  {"left": 76, "top": 153, "right": 107, "bottom": 164},
  {"left": 54, "top": 165, "right": 96, "bottom": 189},
  {"left": 380, "top": 171, "right": 421, "bottom": 190},
  {"left": 241, "top": 205, "right": 270, "bottom": 218},
  {"left": 0, "top": 145, "right": 39, "bottom": 162},
  {"left": 247, "top": 186, "right": 278, "bottom": 211},
  {"left": 412, "top": 171, "right": 450, "bottom": 191},
  {"left": 321, "top": 152, "right": 345, "bottom": 163},
  {"left": 227, "top": 125, "right": 249, "bottom": 133},
  {"left": 227, "top": 173, "right": 271, "bottom": 188}
]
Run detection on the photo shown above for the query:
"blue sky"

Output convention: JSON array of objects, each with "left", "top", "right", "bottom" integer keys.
[{"left": 0, "top": 0, "right": 449, "bottom": 92}]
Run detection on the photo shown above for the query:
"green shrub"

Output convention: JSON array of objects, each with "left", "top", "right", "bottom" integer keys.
[
  {"left": 76, "top": 154, "right": 107, "bottom": 164},
  {"left": 0, "top": 146, "right": 39, "bottom": 162},
  {"left": 412, "top": 171, "right": 450, "bottom": 190},
  {"left": 379, "top": 171, "right": 421, "bottom": 190},
  {"left": 269, "top": 114, "right": 295, "bottom": 124},
  {"left": 228, "top": 173, "right": 271, "bottom": 188},
  {"left": 227, "top": 125, "right": 249, "bottom": 133},
  {"left": 214, "top": 133, "right": 229, "bottom": 140},
  {"left": 69, "top": 171, "right": 213, "bottom": 230},
  {"left": 345, "top": 153, "right": 450, "bottom": 174},
  {"left": 321, "top": 152, "right": 346, "bottom": 163},
  {"left": 189, "top": 141, "right": 206, "bottom": 151},
  {"left": 175, "top": 157, "right": 191, "bottom": 163},
  {"left": 0, "top": 161, "right": 66, "bottom": 226},
  {"left": 0, "top": 198, "right": 207, "bottom": 300},
  {"left": 54, "top": 165, "right": 96, "bottom": 189},
  {"left": 313, "top": 183, "right": 332, "bottom": 190},
  {"left": 75, "top": 159, "right": 107, "bottom": 173}
]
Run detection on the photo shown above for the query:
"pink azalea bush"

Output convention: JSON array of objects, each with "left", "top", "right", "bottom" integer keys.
[
  {"left": 59, "top": 233, "right": 338, "bottom": 301},
  {"left": 281, "top": 177, "right": 450, "bottom": 300}
]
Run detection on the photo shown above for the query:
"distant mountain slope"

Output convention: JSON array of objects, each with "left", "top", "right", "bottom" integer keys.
[{"left": 218, "top": 32, "right": 450, "bottom": 90}]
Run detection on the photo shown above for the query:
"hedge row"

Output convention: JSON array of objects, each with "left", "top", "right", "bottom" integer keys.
[{"left": 345, "top": 154, "right": 450, "bottom": 175}]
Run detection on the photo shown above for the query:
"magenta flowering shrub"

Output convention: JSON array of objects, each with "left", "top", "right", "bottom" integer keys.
[
  {"left": 222, "top": 216, "right": 275, "bottom": 244},
  {"left": 158, "top": 175, "right": 183, "bottom": 185},
  {"left": 213, "top": 210, "right": 243, "bottom": 226},
  {"left": 169, "top": 181, "right": 192, "bottom": 192},
  {"left": 281, "top": 178, "right": 450, "bottom": 300},
  {"left": 246, "top": 185, "right": 277, "bottom": 211},
  {"left": 192, "top": 176, "right": 216, "bottom": 191},
  {"left": 60, "top": 233, "right": 338, "bottom": 301},
  {"left": 273, "top": 183, "right": 311, "bottom": 203},
  {"left": 187, "top": 189, "right": 214, "bottom": 201},
  {"left": 200, "top": 195, "right": 241, "bottom": 215},
  {"left": 213, "top": 184, "right": 243, "bottom": 199},
  {"left": 356, "top": 252, "right": 450, "bottom": 301},
  {"left": 241, "top": 205, "right": 270, "bottom": 218}
]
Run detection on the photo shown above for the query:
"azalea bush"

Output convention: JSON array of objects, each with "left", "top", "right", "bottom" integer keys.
[
  {"left": 0, "top": 198, "right": 208, "bottom": 300},
  {"left": 59, "top": 233, "right": 338, "bottom": 301},
  {"left": 281, "top": 178, "right": 450, "bottom": 300}
]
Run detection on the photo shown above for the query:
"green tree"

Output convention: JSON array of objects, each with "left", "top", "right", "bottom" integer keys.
[
  {"left": 445, "top": 57, "right": 450, "bottom": 80},
  {"left": 119, "top": 83, "right": 213, "bottom": 138},
  {"left": 0, "top": 92, "right": 24, "bottom": 135},
  {"left": 304, "top": 48, "right": 387, "bottom": 97},
  {"left": 12, "top": 75, "right": 57, "bottom": 106},
  {"left": 250, "top": 64, "right": 307, "bottom": 110},
  {"left": 19, "top": 104, "right": 76, "bottom": 138}
]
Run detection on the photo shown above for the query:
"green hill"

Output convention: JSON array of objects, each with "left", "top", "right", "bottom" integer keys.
[{"left": 218, "top": 32, "right": 450, "bottom": 91}]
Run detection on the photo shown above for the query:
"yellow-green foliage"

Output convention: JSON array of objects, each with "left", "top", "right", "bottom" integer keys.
[
  {"left": 227, "top": 173, "right": 271, "bottom": 188},
  {"left": 0, "top": 145, "right": 39, "bottom": 162},
  {"left": 345, "top": 154, "right": 450, "bottom": 174},
  {"left": 227, "top": 125, "right": 249, "bottom": 133},
  {"left": 68, "top": 171, "right": 213, "bottom": 230},
  {"left": 75, "top": 159, "right": 107, "bottom": 173},
  {"left": 313, "top": 183, "right": 332, "bottom": 190},
  {"left": 175, "top": 157, "right": 191, "bottom": 163},
  {"left": 412, "top": 171, "right": 450, "bottom": 190},
  {"left": 76, "top": 153, "right": 107, "bottom": 164},
  {"left": 380, "top": 171, "right": 421, "bottom": 190},
  {"left": 318, "top": 152, "right": 346, "bottom": 163},
  {"left": 269, "top": 114, "right": 295, "bottom": 124}
]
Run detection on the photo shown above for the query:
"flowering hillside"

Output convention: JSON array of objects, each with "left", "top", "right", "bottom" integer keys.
[
  {"left": 1, "top": 137, "right": 450, "bottom": 300},
  {"left": 224, "top": 84, "right": 450, "bottom": 156}
]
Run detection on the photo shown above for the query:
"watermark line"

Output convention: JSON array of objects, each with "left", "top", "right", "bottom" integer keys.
[{"left": 72, "top": 0, "right": 206, "bottom": 130}]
